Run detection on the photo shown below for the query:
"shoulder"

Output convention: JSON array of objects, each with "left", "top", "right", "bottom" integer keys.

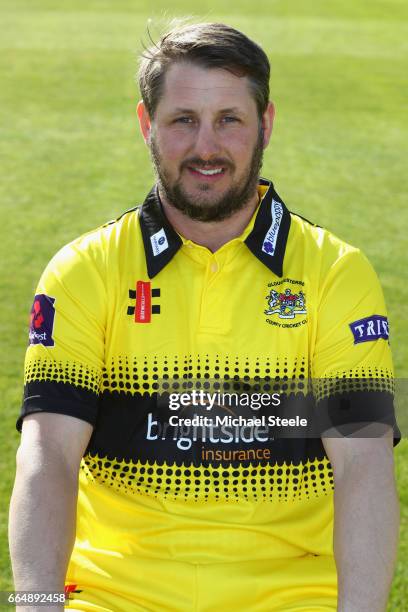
[
  {"left": 67, "top": 205, "right": 141, "bottom": 260},
  {"left": 288, "top": 210, "right": 376, "bottom": 284},
  {"left": 289, "top": 211, "right": 357, "bottom": 259},
  {"left": 42, "top": 206, "right": 142, "bottom": 279}
]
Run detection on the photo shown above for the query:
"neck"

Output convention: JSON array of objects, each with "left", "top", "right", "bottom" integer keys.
[{"left": 158, "top": 189, "right": 260, "bottom": 252}]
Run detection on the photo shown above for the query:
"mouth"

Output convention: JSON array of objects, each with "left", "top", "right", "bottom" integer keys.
[{"left": 187, "top": 166, "right": 227, "bottom": 180}]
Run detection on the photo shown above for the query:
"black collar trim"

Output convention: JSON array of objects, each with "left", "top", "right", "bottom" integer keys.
[
  {"left": 139, "top": 186, "right": 183, "bottom": 279},
  {"left": 139, "top": 179, "right": 291, "bottom": 279},
  {"left": 244, "top": 178, "right": 291, "bottom": 278}
]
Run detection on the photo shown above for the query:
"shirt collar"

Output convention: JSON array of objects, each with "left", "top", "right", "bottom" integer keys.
[{"left": 139, "top": 178, "right": 291, "bottom": 279}]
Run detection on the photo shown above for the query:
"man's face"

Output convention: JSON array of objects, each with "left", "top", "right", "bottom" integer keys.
[{"left": 141, "top": 62, "right": 273, "bottom": 222}]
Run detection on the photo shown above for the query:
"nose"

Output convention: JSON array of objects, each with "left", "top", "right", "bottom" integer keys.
[{"left": 193, "top": 122, "right": 221, "bottom": 161}]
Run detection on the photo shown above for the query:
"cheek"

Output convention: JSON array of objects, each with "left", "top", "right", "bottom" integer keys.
[
  {"left": 156, "top": 130, "right": 194, "bottom": 163},
  {"left": 226, "top": 126, "right": 259, "bottom": 150},
  {"left": 228, "top": 132, "right": 259, "bottom": 164}
]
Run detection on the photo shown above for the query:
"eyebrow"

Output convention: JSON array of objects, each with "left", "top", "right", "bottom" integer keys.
[{"left": 171, "top": 107, "right": 244, "bottom": 115}]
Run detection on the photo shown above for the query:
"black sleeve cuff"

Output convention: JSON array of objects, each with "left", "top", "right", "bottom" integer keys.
[
  {"left": 316, "top": 390, "right": 400, "bottom": 445},
  {"left": 17, "top": 380, "right": 99, "bottom": 432}
]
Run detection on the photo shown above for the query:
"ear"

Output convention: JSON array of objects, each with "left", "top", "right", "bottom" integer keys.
[
  {"left": 137, "top": 101, "right": 151, "bottom": 145},
  {"left": 260, "top": 101, "right": 275, "bottom": 149}
]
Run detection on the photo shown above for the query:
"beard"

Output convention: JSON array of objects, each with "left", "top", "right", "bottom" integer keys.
[{"left": 149, "top": 128, "right": 264, "bottom": 222}]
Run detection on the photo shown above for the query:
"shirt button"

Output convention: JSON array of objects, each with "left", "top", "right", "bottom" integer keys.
[{"left": 210, "top": 261, "right": 218, "bottom": 273}]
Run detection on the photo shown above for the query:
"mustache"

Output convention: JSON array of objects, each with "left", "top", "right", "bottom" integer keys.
[{"left": 181, "top": 158, "right": 235, "bottom": 171}]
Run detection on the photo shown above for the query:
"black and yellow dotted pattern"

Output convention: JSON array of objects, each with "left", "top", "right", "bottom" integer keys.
[
  {"left": 24, "top": 357, "right": 101, "bottom": 394},
  {"left": 82, "top": 454, "right": 333, "bottom": 503},
  {"left": 314, "top": 366, "right": 394, "bottom": 401},
  {"left": 100, "top": 354, "right": 309, "bottom": 395}
]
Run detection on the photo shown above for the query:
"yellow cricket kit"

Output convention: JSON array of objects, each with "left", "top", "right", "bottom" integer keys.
[{"left": 19, "top": 179, "right": 397, "bottom": 611}]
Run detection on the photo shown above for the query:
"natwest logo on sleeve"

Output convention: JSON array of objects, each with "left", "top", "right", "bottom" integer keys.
[
  {"left": 349, "top": 315, "right": 389, "bottom": 344},
  {"left": 29, "top": 294, "right": 56, "bottom": 347}
]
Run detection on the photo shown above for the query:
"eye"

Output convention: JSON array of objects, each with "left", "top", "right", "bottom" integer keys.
[
  {"left": 174, "top": 116, "right": 194, "bottom": 124},
  {"left": 222, "top": 116, "right": 240, "bottom": 123}
]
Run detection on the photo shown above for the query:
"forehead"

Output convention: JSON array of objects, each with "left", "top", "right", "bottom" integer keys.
[{"left": 156, "top": 61, "right": 257, "bottom": 114}]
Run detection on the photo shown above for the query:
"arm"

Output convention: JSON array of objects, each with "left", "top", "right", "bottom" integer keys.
[
  {"left": 323, "top": 428, "right": 399, "bottom": 612},
  {"left": 9, "top": 413, "right": 93, "bottom": 611}
]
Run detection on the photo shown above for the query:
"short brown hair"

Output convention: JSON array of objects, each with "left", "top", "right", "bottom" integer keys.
[{"left": 138, "top": 22, "right": 270, "bottom": 119}]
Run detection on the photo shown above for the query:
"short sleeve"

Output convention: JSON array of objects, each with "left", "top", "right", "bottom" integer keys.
[
  {"left": 17, "top": 238, "right": 107, "bottom": 431},
  {"left": 312, "top": 248, "right": 399, "bottom": 439}
]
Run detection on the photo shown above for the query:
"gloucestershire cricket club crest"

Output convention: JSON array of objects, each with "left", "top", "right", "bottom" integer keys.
[
  {"left": 264, "top": 279, "right": 307, "bottom": 328},
  {"left": 265, "top": 288, "right": 306, "bottom": 318},
  {"left": 265, "top": 285, "right": 307, "bottom": 319}
]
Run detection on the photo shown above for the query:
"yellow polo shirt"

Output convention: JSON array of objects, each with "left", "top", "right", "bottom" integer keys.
[{"left": 19, "top": 179, "right": 397, "bottom": 611}]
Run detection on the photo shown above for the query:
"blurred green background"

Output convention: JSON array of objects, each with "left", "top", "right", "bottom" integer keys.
[{"left": 1, "top": 0, "right": 407, "bottom": 608}]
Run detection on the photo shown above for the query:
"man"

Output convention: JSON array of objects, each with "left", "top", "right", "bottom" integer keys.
[{"left": 9, "top": 22, "right": 399, "bottom": 612}]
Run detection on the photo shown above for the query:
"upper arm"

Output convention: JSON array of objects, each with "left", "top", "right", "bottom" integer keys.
[
  {"left": 19, "top": 413, "right": 93, "bottom": 474},
  {"left": 322, "top": 426, "right": 395, "bottom": 481},
  {"left": 312, "top": 248, "right": 398, "bottom": 439},
  {"left": 17, "top": 238, "right": 106, "bottom": 433}
]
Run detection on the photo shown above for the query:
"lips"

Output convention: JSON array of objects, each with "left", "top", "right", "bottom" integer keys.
[
  {"left": 183, "top": 159, "right": 231, "bottom": 180},
  {"left": 193, "top": 167, "right": 223, "bottom": 175},
  {"left": 187, "top": 167, "right": 226, "bottom": 183}
]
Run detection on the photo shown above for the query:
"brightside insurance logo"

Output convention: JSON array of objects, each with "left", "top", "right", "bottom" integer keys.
[{"left": 145, "top": 391, "right": 309, "bottom": 458}]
